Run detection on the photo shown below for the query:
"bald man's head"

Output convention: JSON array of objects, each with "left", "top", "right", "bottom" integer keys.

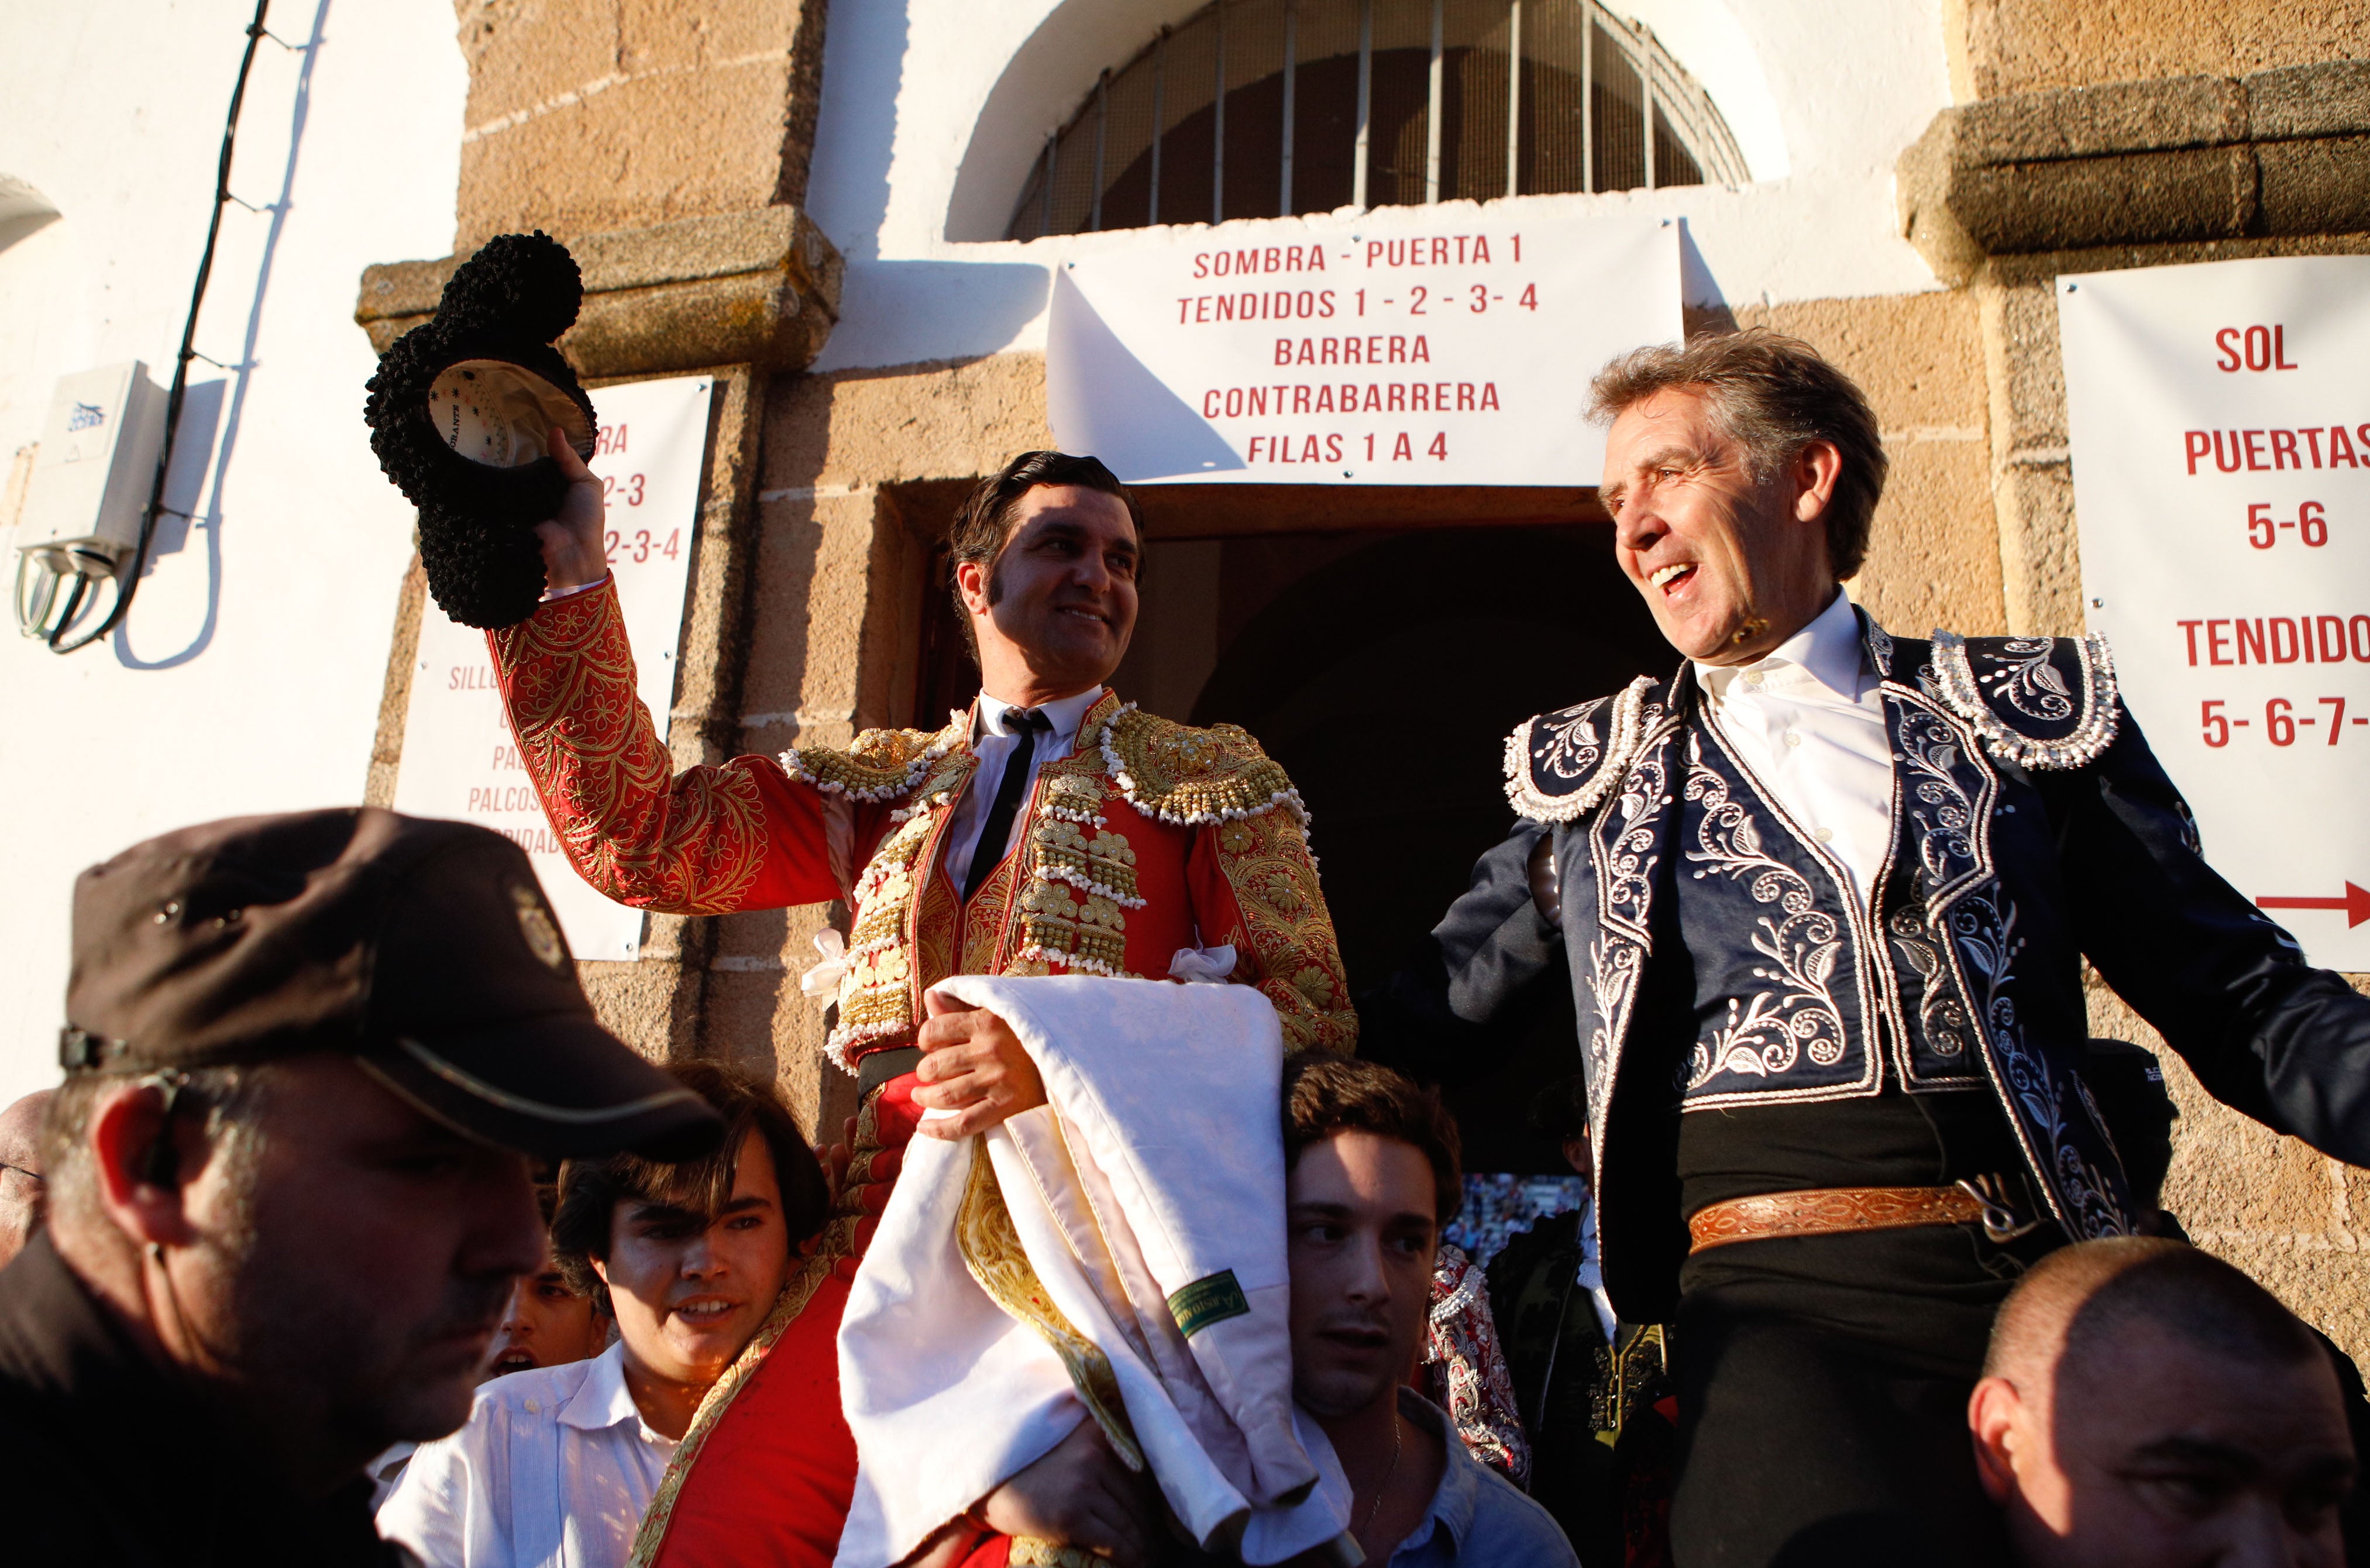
[
  {"left": 0, "top": 1089, "right": 50, "bottom": 1270},
  {"left": 1969, "top": 1239, "right": 2354, "bottom": 1568},
  {"left": 1986, "top": 1236, "right": 2324, "bottom": 1388}
]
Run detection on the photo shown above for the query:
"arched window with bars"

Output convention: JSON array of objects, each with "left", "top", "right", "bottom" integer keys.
[{"left": 1007, "top": 0, "right": 1748, "bottom": 240}]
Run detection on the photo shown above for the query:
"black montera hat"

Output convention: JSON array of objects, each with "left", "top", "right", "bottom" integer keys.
[
  {"left": 60, "top": 808, "right": 719, "bottom": 1163},
  {"left": 363, "top": 230, "right": 598, "bottom": 631}
]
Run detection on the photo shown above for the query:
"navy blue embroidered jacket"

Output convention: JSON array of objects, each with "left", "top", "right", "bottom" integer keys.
[{"left": 1367, "top": 613, "right": 2370, "bottom": 1321}]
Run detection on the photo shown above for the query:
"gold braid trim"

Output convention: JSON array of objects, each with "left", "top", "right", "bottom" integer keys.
[
  {"left": 957, "top": 1141, "right": 1144, "bottom": 1474},
  {"left": 781, "top": 714, "right": 969, "bottom": 804},
  {"left": 824, "top": 745, "right": 979, "bottom": 1070},
  {"left": 1099, "top": 706, "right": 1308, "bottom": 827},
  {"left": 624, "top": 1248, "right": 836, "bottom": 1568},
  {"left": 1009, "top": 1542, "right": 1111, "bottom": 1566},
  {"left": 1213, "top": 809, "right": 1357, "bottom": 1055},
  {"left": 1011, "top": 752, "right": 1137, "bottom": 978}
]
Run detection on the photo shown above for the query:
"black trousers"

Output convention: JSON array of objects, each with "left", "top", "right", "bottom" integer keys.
[{"left": 1666, "top": 1224, "right": 2050, "bottom": 1568}]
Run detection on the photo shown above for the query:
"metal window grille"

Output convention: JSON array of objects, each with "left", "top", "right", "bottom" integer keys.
[{"left": 1006, "top": 0, "right": 1745, "bottom": 240}]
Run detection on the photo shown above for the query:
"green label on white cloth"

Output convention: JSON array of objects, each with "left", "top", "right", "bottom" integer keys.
[{"left": 1167, "top": 1268, "right": 1250, "bottom": 1338}]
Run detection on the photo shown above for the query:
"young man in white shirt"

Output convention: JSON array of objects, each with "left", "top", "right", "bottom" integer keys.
[
  {"left": 1282, "top": 1055, "right": 1579, "bottom": 1568},
  {"left": 379, "top": 1062, "right": 831, "bottom": 1568},
  {"left": 487, "top": 1191, "right": 613, "bottom": 1380}
]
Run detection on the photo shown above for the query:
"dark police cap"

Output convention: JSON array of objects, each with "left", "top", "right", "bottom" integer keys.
[{"left": 60, "top": 808, "right": 721, "bottom": 1162}]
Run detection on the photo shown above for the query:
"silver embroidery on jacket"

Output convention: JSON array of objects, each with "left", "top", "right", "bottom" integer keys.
[
  {"left": 1581, "top": 721, "right": 1673, "bottom": 1157},
  {"left": 1680, "top": 735, "right": 1850, "bottom": 1089},
  {"left": 1506, "top": 677, "right": 1656, "bottom": 823},
  {"left": 1940, "top": 888, "right": 2131, "bottom": 1240},
  {"left": 1932, "top": 632, "right": 2122, "bottom": 771}
]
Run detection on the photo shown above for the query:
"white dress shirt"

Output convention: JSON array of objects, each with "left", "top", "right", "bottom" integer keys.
[
  {"left": 1573, "top": 1195, "right": 1618, "bottom": 1345},
  {"left": 937, "top": 686, "right": 1106, "bottom": 886},
  {"left": 1693, "top": 591, "right": 1893, "bottom": 903},
  {"left": 377, "top": 1342, "right": 677, "bottom": 1568}
]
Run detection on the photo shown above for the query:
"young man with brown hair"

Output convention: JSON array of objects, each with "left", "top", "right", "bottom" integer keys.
[
  {"left": 482, "top": 1186, "right": 610, "bottom": 1381},
  {"left": 1281, "top": 1055, "right": 1577, "bottom": 1568},
  {"left": 497, "top": 442, "right": 1355, "bottom": 1560},
  {"left": 1364, "top": 328, "right": 2370, "bottom": 1567},
  {"left": 379, "top": 1061, "right": 836, "bottom": 1568}
]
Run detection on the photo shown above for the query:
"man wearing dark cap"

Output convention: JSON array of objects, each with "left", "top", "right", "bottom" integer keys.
[{"left": 0, "top": 807, "right": 721, "bottom": 1566}]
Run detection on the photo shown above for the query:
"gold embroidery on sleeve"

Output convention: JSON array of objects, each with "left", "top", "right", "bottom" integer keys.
[
  {"left": 492, "top": 591, "right": 772, "bottom": 914},
  {"left": 1215, "top": 811, "right": 1357, "bottom": 1055}
]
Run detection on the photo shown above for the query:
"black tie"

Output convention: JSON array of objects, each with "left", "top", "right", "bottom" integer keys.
[{"left": 963, "top": 707, "right": 1054, "bottom": 902}]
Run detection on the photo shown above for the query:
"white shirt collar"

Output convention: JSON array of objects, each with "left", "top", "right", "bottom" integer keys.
[
  {"left": 1694, "top": 590, "right": 1870, "bottom": 704},
  {"left": 974, "top": 686, "right": 1105, "bottom": 751},
  {"left": 557, "top": 1342, "right": 644, "bottom": 1434}
]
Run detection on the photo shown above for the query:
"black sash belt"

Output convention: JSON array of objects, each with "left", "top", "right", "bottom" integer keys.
[{"left": 857, "top": 1045, "right": 924, "bottom": 1099}]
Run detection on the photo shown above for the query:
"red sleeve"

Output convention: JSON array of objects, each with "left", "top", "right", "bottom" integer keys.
[
  {"left": 1187, "top": 808, "right": 1359, "bottom": 1054},
  {"left": 487, "top": 580, "right": 841, "bottom": 914}
]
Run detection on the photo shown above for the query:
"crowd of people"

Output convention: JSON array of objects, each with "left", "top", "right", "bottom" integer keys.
[{"left": 5, "top": 329, "right": 2369, "bottom": 1567}]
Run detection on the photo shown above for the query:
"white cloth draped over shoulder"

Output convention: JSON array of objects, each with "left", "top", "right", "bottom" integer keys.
[{"left": 832, "top": 974, "right": 1356, "bottom": 1568}]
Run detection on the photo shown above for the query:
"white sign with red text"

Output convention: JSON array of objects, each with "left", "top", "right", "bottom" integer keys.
[
  {"left": 393, "top": 374, "right": 715, "bottom": 961},
  {"left": 2061, "top": 256, "right": 2370, "bottom": 968},
  {"left": 1047, "top": 214, "right": 1681, "bottom": 486}
]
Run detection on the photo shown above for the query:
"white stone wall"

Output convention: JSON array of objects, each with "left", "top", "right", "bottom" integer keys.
[
  {"left": 0, "top": 0, "right": 465, "bottom": 1099},
  {"left": 802, "top": 0, "right": 1955, "bottom": 373}
]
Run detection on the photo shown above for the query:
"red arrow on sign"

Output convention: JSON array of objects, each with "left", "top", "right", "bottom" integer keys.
[{"left": 2257, "top": 883, "right": 2370, "bottom": 928}]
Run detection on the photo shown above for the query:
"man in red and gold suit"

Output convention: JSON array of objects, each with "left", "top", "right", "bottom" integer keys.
[{"left": 491, "top": 444, "right": 1357, "bottom": 1566}]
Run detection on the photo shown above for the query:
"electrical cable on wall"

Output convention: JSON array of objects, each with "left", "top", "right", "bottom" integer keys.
[{"left": 18, "top": 0, "right": 276, "bottom": 654}]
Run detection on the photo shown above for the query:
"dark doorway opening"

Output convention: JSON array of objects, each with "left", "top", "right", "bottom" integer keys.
[{"left": 1107, "top": 521, "right": 1668, "bottom": 1172}]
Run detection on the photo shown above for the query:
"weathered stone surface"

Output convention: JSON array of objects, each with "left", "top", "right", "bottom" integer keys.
[
  {"left": 1898, "top": 61, "right": 2370, "bottom": 279},
  {"left": 1953, "top": 74, "right": 2244, "bottom": 165},
  {"left": 363, "top": 555, "right": 428, "bottom": 810},
  {"left": 450, "top": 0, "right": 828, "bottom": 246},
  {"left": 762, "top": 352, "right": 1058, "bottom": 494},
  {"left": 670, "top": 369, "right": 768, "bottom": 765},
  {"left": 355, "top": 208, "right": 842, "bottom": 377},
  {"left": 580, "top": 957, "right": 701, "bottom": 1061},
  {"left": 2258, "top": 136, "right": 2370, "bottom": 239},
  {"left": 1955, "top": 145, "right": 2255, "bottom": 257},
  {"left": 360, "top": 206, "right": 843, "bottom": 317},
  {"left": 1737, "top": 294, "right": 2004, "bottom": 636},
  {"left": 1948, "top": 0, "right": 2370, "bottom": 101},
  {"left": 2247, "top": 60, "right": 2370, "bottom": 142},
  {"left": 1896, "top": 116, "right": 1989, "bottom": 290}
]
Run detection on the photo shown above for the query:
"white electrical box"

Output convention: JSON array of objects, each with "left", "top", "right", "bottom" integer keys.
[{"left": 18, "top": 362, "right": 167, "bottom": 575}]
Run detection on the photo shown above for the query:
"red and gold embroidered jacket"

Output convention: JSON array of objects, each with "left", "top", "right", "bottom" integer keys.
[
  {"left": 487, "top": 580, "right": 1357, "bottom": 1065},
  {"left": 491, "top": 582, "right": 1355, "bottom": 1567}
]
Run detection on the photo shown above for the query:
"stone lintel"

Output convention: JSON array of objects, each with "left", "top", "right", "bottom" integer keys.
[
  {"left": 1900, "top": 59, "right": 2370, "bottom": 282},
  {"left": 352, "top": 207, "right": 843, "bottom": 378}
]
